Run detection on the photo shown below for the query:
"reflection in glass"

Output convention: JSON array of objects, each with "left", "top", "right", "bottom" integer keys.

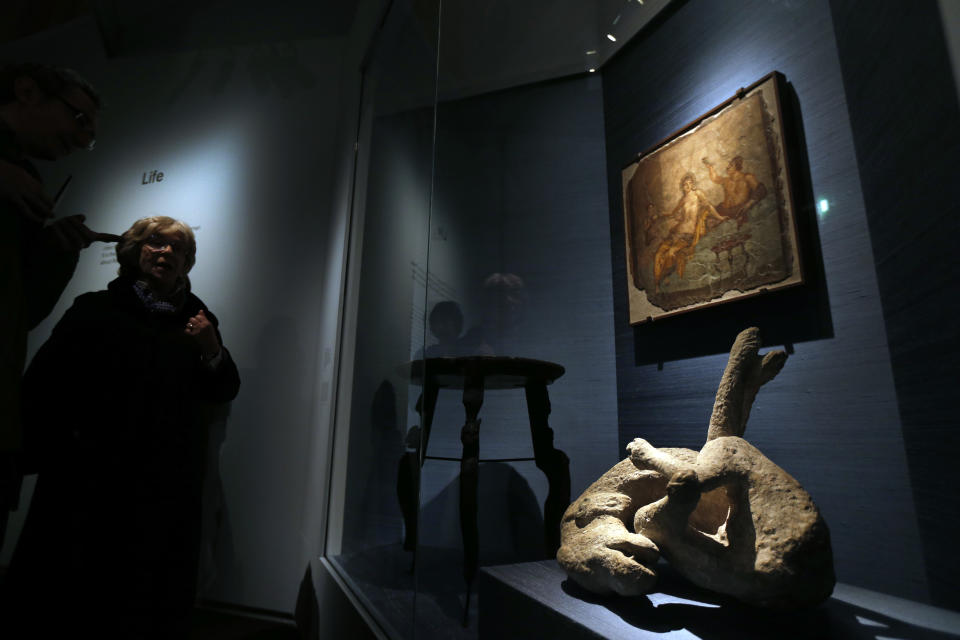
[{"left": 325, "top": 1, "right": 440, "bottom": 638}]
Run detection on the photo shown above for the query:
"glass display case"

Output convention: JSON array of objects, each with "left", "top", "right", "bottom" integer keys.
[{"left": 323, "top": 1, "right": 960, "bottom": 638}]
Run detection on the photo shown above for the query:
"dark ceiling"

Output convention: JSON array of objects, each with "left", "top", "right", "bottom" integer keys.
[
  {"left": 1, "top": 0, "right": 673, "bottom": 100},
  {"left": 0, "top": 0, "right": 359, "bottom": 56},
  {"left": 0, "top": 0, "right": 95, "bottom": 46}
]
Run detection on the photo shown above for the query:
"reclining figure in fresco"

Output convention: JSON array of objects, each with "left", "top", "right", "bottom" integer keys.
[{"left": 556, "top": 327, "right": 835, "bottom": 609}]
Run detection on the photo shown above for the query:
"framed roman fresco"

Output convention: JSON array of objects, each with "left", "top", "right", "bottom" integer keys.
[{"left": 621, "top": 72, "right": 802, "bottom": 324}]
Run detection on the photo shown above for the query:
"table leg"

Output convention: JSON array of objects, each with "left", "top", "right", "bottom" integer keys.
[
  {"left": 525, "top": 382, "right": 570, "bottom": 557},
  {"left": 418, "top": 380, "right": 440, "bottom": 467},
  {"left": 459, "top": 374, "right": 484, "bottom": 597},
  {"left": 397, "top": 379, "right": 439, "bottom": 552}
]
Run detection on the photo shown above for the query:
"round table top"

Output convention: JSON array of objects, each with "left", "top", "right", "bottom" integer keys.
[{"left": 401, "top": 356, "right": 565, "bottom": 390}]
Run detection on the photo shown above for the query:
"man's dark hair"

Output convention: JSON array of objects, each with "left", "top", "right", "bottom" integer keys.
[
  {"left": 0, "top": 63, "right": 101, "bottom": 108},
  {"left": 429, "top": 300, "right": 464, "bottom": 337}
]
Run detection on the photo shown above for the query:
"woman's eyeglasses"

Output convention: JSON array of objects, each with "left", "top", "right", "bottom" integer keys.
[{"left": 144, "top": 235, "right": 186, "bottom": 255}]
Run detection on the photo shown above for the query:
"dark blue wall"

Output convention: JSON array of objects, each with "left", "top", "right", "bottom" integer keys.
[
  {"left": 829, "top": 0, "right": 960, "bottom": 610},
  {"left": 603, "top": 0, "right": 936, "bottom": 604}
]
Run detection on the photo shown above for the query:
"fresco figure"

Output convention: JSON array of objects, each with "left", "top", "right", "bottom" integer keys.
[
  {"left": 702, "top": 155, "right": 767, "bottom": 228},
  {"left": 653, "top": 173, "right": 724, "bottom": 291}
]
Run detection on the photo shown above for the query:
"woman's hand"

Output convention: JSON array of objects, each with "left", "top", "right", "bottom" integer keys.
[{"left": 184, "top": 309, "right": 221, "bottom": 360}]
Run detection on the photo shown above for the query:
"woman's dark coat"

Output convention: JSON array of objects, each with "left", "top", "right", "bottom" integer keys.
[{"left": 2, "top": 275, "right": 240, "bottom": 638}]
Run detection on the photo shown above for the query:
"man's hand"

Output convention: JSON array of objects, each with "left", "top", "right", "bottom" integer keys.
[
  {"left": 45, "top": 214, "right": 121, "bottom": 252},
  {"left": 0, "top": 160, "right": 53, "bottom": 223},
  {"left": 184, "top": 309, "right": 221, "bottom": 360}
]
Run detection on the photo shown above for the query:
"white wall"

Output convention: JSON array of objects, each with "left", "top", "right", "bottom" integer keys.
[
  {"left": 939, "top": 0, "right": 960, "bottom": 105},
  {"left": 1, "top": 16, "right": 353, "bottom": 614}
]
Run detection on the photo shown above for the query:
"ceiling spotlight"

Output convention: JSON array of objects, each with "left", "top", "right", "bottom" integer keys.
[
  {"left": 589, "top": 68, "right": 596, "bottom": 73},
  {"left": 607, "top": 33, "right": 617, "bottom": 42},
  {"left": 586, "top": 50, "right": 598, "bottom": 55}
]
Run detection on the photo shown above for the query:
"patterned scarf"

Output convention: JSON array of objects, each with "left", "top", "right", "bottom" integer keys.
[{"left": 133, "top": 279, "right": 186, "bottom": 314}]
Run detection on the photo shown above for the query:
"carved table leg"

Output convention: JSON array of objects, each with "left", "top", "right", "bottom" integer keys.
[
  {"left": 397, "top": 379, "right": 439, "bottom": 552},
  {"left": 459, "top": 373, "right": 484, "bottom": 624},
  {"left": 418, "top": 379, "right": 440, "bottom": 467},
  {"left": 525, "top": 382, "right": 570, "bottom": 557}
]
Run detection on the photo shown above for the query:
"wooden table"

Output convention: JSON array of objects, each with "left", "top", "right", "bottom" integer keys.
[{"left": 399, "top": 356, "right": 570, "bottom": 623}]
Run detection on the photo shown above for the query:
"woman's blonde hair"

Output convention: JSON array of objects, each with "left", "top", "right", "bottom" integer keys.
[{"left": 116, "top": 216, "right": 197, "bottom": 280}]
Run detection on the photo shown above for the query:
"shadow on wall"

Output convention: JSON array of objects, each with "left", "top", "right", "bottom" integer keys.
[
  {"left": 201, "top": 315, "right": 309, "bottom": 599},
  {"left": 360, "top": 380, "right": 405, "bottom": 547},
  {"left": 418, "top": 461, "right": 547, "bottom": 565},
  {"left": 197, "top": 401, "right": 235, "bottom": 596}
]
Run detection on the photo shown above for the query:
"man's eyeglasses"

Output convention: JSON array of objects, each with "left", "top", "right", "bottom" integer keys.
[{"left": 55, "top": 95, "right": 96, "bottom": 151}]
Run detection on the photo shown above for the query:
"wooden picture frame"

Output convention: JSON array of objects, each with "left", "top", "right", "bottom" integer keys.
[{"left": 621, "top": 72, "right": 803, "bottom": 324}]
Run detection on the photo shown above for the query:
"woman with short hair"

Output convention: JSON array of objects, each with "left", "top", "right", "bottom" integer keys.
[{"left": 3, "top": 215, "right": 240, "bottom": 638}]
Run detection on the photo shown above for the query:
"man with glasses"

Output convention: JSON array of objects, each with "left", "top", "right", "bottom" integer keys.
[{"left": 0, "top": 64, "right": 115, "bottom": 551}]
